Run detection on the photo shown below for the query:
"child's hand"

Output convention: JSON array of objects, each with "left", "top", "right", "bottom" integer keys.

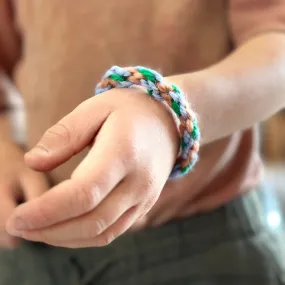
[{"left": 6, "top": 88, "right": 180, "bottom": 248}]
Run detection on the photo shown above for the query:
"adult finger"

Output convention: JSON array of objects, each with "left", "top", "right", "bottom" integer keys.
[
  {"left": 0, "top": 182, "right": 17, "bottom": 229},
  {"left": 0, "top": 182, "right": 20, "bottom": 248},
  {"left": 19, "top": 170, "right": 50, "bottom": 200},
  {"left": 24, "top": 96, "right": 112, "bottom": 172}
]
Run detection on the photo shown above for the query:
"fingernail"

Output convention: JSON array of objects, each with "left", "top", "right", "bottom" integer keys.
[
  {"left": 27, "top": 145, "right": 49, "bottom": 157},
  {"left": 6, "top": 217, "right": 28, "bottom": 238},
  {"left": 7, "top": 229, "right": 24, "bottom": 238}
]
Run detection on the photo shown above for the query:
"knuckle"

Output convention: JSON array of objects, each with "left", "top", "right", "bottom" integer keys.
[
  {"left": 95, "top": 218, "right": 107, "bottom": 236},
  {"left": 73, "top": 183, "right": 100, "bottom": 214},
  {"left": 120, "top": 141, "right": 139, "bottom": 168},
  {"left": 138, "top": 168, "right": 156, "bottom": 194},
  {"left": 86, "top": 217, "right": 106, "bottom": 239},
  {"left": 135, "top": 169, "right": 160, "bottom": 210},
  {"left": 123, "top": 144, "right": 136, "bottom": 160},
  {"left": 45, "top": 123, "right": 71, "bottom": 144},
  {"left": 143, "top": 194, "right": 159, "bottom": 213},
  {"left": 98, "top": 232, "right": 115, "bottom": 247}
]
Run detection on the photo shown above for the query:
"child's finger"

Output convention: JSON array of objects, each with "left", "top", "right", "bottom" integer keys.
[
  {"left": 6, "top": 116, "right": 131, "bottom": 234},
  {"left": 40, "top": 206, "right": 138, "bottom": 248},
  {"left": 6, "top": 168, "right": 125, "bottom": 235},
  {"left": 18, "top": 179, "right": 139, "bottom": 242},
  {"left": 24, "top": 96, "right": 111, "bottom": 172}
]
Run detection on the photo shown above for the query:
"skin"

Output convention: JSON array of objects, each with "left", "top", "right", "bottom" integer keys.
[
  {"left": 7, "top": 89, "right": 180, "bottom": 247},
  {"left": 1, "top": 0, "right": 285, "bottom": 248},
  {"left": 0, "top": 138, "right": 49, "bottom": 247},
  {"left": 4, "top": 34, "right": 285, "bottom": 248},
  {"left": 0, "top": 0, "right": 49, "bottom": 248}
]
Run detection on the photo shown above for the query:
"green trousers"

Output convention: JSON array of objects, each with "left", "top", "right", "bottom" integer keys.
[{"left": 0, "top": 188, "right": 285, "bottom": 285}]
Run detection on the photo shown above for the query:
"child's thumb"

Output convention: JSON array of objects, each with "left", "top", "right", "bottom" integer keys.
[{"left": 24, "top": 97, "right": 110, "bottom": 171}]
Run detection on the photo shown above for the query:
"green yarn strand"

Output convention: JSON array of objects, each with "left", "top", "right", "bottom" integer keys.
[
  {"left": 181, "top": 139, "right": 186, "bottom": 149},
  {"left": 110, "top": 74, "right": 126, "bottom": 82},
  {"left": 171, "top": 84, "right": 180, "bottom": 94},
  {"left": 192, "top": 121, "right": 199, "bottom": 140},
  {"left": 96, "top": 65, "right": 200, "bottom": 178},
  {"left": 181, "top": 165, "right": 191, "bottom": 174},
  {"left": 137, "top": 68, "right": 156, "bottom": 83},
  {"left": 171, "top": 100, "right": 181, "bottom": 116}
]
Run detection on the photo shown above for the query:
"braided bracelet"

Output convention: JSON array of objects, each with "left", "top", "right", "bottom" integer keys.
[{"left": 95, "top": 66, "right": 200, "bottom": 178}]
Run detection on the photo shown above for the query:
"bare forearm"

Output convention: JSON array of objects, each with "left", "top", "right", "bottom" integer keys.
[{"left": 171, "top": 33, "right": 285, "bottom": 144}]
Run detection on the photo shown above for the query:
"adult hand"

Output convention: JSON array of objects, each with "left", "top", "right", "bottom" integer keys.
[{"left": 0, "top": 140, "right": 49, "bottom": 248}]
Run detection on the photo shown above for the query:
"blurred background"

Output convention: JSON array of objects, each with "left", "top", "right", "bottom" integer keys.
[
  {"left": 260, "top": 110, "right": 285, "bottom": 235},
  {"left": 262, "top": 110, "right": 285, "bottom": 196},
  {"left": 263, "top": 110, "right": 285, "bottom": 164}
]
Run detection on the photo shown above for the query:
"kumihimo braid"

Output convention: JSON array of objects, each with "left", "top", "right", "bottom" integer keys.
[{"left": 95, "top": 66, "right": 200, "bottom": 178}]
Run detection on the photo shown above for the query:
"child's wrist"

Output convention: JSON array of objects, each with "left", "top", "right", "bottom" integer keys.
[{"left": 95, "top": 66, "right": 200, "bottom": 178}]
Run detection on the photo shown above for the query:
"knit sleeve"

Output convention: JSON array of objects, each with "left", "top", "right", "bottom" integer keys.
[{"left": 229, "top": 0, "right": 285, "bottom": 46}]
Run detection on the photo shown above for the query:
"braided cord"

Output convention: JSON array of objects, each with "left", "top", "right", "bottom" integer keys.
[{"left": 95, "top": 66, "right": 200, "bottom": 178}]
